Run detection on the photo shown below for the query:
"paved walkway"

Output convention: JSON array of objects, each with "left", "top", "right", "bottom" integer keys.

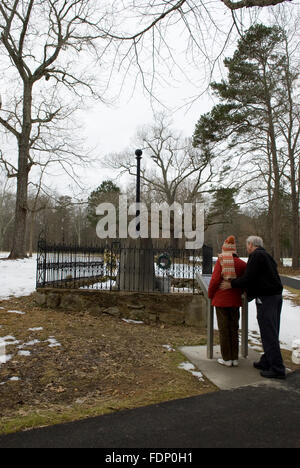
[
  {"left": 0, "top": 367, "right": 299, "bottom": 448},
  {"left": 180, "top": 345, "right": 287, "bottom": 390},
  {"left": 280, "top": 275, "right": 300, "bottom": 290}
]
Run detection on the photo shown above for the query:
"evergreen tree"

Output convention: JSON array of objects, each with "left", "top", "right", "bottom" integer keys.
[
  {"left": 193, "top": 24, "right": 296, "bottom": 263},
  {"left": 87, "top": 180, "right": 120, "bottom": 228}
]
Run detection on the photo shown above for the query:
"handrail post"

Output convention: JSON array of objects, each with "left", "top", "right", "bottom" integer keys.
[
  {"left": 196, "top": 272, "right": 214, "bottom": 359},
  {"left": 241, "top": 294, "right": 249, "bottom": 358}
]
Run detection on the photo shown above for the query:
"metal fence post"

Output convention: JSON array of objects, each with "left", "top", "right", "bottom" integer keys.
[
  {"left": 202, "top": 244, "right": 213, "bottom": 274},
  {"left": 36, "top": 239, "right": 47, "bottom": 288}
]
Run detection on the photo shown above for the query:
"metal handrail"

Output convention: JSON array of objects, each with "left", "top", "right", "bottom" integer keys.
[{"left": 196, "top": 273, "right": 248, "bottom": 359}]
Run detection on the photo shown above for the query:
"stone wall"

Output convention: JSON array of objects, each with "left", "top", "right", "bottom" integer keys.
[{"left": 34, "top": 288, "right": 207, "bottom": 328}]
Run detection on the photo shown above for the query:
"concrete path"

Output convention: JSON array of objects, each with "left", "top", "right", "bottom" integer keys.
[{"left": 180, "top": 345, "right": 286, "bottom": 390}]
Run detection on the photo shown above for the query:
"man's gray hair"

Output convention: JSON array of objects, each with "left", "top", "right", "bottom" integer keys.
[{"left": 246, "top": 236, "right": 264, "bottom": 247}]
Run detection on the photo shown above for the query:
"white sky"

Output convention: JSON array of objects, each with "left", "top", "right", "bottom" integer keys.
[
  {"left": 71, "top": 2, "right": 296, "bottom": 195},
  {"left": 78, "top": 85, "right": 215, "bottom": 191},
  {"left": 1, "top": 1, "right": 299, "bottom": 198}
]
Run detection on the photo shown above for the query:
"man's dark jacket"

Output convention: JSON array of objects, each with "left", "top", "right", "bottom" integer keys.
[{"left": 231, "top": 247, "right": 283, "bottom": 302}]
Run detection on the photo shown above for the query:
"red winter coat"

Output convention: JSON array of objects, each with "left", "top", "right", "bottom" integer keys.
[{"left": 208, "top": 256, "right": 247, "bottom": 307}]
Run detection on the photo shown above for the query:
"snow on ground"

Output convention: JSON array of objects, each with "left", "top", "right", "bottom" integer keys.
[
  {"left": 211, "top": 289, "right": 300, "bottom": 350},
  {"left": 0, "top": 330, "right": 62, "bottom": 384},
  {"left": 0, "top": 377, "right": 19, "bottom": 385},
  {"left": 0, "top": 253, "right": 37, "bottom": 300},
  {"left": 162, "top": 344, "right": 176, "bottom": 352},
  {"left": 178, "top": 361, "right": 204, "bottom": 381},
  {"left": 283, "top": 258, "right": 292, "bottom": 267},
  {"left": 7, "top": 310, "right": 26, "bottom": 315},
  {"left": 47, "top": 337, "right": 62, "bottom": 348},
  {"left": 122, "top": 318, "right": 144, "bottom": 325},
  {"left": 248, "top": 293, "right": 300, "bottom": 350},
  {"left": 18, "top": 350, "right": 31, "bottom": 357},
  {"left": 1, "top": 251, "right": 300, "bottom": 350}
]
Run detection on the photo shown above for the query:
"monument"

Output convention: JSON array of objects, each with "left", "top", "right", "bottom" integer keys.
[{"left": 118, "top": 149, "right": 156, "bottom": 292}]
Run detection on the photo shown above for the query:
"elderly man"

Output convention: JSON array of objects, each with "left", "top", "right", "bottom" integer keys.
[{"left": 221, "top": 236, "right": 286, "bottom": 379}]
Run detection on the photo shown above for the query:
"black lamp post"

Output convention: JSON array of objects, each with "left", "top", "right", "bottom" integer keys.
[{"left": 135, "top": 149, "right": 143, "bottom": 234}]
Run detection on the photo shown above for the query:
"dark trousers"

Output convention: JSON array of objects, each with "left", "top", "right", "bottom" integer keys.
[
  {"left": 256, "top": 295, "right": 285, "bottom": 375},
  {"left": 216, "top": 307, "right": 240, "bottom": 361}
]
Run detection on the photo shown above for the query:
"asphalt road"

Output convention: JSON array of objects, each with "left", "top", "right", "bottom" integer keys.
[
  {"left": 280, "top": 275, "right": 300, "bottom": 290},
  {"left": 0, "top": 371, "right": 299, "bottom": 449}
]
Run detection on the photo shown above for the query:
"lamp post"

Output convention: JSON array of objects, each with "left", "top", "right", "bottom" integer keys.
[
  {"left": 118, "top": 148, "right": 155, "bottom": 292},
  {"left": 135, "top": 149, "right": 143, "bottom": 234}
]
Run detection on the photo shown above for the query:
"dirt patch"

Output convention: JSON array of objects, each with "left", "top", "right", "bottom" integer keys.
[{"left": 0, "top": 294, "right": 216, "bottom": 434}]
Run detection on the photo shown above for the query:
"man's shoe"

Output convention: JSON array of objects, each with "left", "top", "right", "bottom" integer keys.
[
  {"left": 260, "top": 370, "right": 286, "bottom": 380},
  {"left": 232, "top": 360, "right": 239, "bottom": 367},
  {"left": 253, "top": 361, "right": 268, "bottom": 371}
]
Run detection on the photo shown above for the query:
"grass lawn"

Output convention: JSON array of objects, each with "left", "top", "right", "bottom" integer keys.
[{"left": 0, "top": 294, "right": 217, "bottom": 435}]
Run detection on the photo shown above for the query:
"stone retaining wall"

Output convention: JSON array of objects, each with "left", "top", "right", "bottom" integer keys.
[{"left": 35, "top": 288, "right": 207, "bottom": 328}]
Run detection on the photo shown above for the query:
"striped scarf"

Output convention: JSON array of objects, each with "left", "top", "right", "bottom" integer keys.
[{"left": 219, "top": 235, "right": 237, "bottom": 280}]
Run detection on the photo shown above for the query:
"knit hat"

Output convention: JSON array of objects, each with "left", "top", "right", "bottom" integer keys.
[{"left": 219, "top": 235, "right": 237, "bottom": 280}]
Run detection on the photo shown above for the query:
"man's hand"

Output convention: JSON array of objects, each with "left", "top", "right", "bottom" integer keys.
[{"left": 220, "top": 280, "right": 232, "bottom": 291}]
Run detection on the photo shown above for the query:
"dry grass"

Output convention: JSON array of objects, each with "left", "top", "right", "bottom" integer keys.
[
  {"left": 0, "top": 294, "right": 216, "bottom": 435},
  {"left": 278, "top": 266, "right": 300, "bottom": 277}
]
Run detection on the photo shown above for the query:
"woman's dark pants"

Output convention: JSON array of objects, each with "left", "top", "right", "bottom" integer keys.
[{"left": 216, "top": 307, "right": 240, "bottom": 361}]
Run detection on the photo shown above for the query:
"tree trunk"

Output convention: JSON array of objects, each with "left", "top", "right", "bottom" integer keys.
[
  {"left": 9, "top": 83, "right": 32, "bottom": 259},
  {"left": 9, "top": 143, "right": 29, "bottom": 259},
  {"left": 28, "top": 211, "right": 35, "bottom": 258},
  {"left": 267, "top": 106, "right": 281, "bottom": 264},
  {"left": 291, "top": 163, "right": 300, "bottom": 268},
  {"left": 292, "top": 205, "right": 299, "bottom": 268}
]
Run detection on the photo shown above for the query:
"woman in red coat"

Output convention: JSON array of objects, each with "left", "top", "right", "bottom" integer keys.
[{"left": 208, "top": 235, "right": 247, "bottom": 367}]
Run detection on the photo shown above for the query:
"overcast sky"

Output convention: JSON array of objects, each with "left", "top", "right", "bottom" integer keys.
[
  {"left": 1, "top": 1, "right": 298, "bottom": 199},
  {"left": 73, "top": 2, "right": 288, "bottom": 196},
  {"left": 72, "top": 6, "right": 239, "bottom": 195}
]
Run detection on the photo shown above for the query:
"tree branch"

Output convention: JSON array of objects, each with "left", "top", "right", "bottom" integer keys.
[{"left": 221, "top": 0, "right": 291, "bottom": 10}]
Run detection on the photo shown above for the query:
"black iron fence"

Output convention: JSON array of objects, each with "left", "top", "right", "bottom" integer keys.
[{"left": 36, "top": 240, "right": 213, "bottom": 294}]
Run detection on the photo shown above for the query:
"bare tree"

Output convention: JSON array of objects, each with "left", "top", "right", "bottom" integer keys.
[
  {"left": 221, "top": 0, "right": 291, "bottom": 10},
  {"left": 26, "top": 162, "right": 52, "bottom": 257},
  {"left": 0, "top": 166, "right": 15, "bottom": 251},
  {"left": 0, "top": 1, "right": 295, "bottom": 259},
  {"left": 105, "top": 114, "right": 222, "bottom": 205},
  {"left": 274, "top": 12, "right": 300, "bottom": 267},
  {"left": 0, "top": 0, "right": 108, "bottom": 258}
]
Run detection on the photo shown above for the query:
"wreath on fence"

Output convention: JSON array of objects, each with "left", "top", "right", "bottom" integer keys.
[
  {"left": 156, "top": 253, "right": 172, "bottom": 271},
  {"left": 103, "top": 249, "right": 118, "bottom": 276}
]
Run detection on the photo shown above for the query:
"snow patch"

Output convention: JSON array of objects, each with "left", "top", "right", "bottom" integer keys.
[
  {"left": 1, "top": 335, "right": 20, "bottom": 344},
  {"left": 47, "top": 338, "right": 62, "bottom": 348},
  {"left": 178, "top": 361, "right": 204, "bottom": 381},
  {"left": 0, "top": 376, "right": 20, "bottom": 385},
  {"left": 19, "top": 339, "right": 41, "bottom": 347},
  {"left": 7, "top": 310, "right": 25, "bottom": 315},
  {"left": 18, "top": 350, "right": 31, "bottom": 357},
  {"left": 0, "top": 354, "right": 12, "bottom": 364},
  {"left": 162, "top": 344, "right": 175, "bottom": 352},
  {"left": 122, "top": 319, "right": 144, "bottom": 325},
  {"left": 248, "top": 291, "right": 300, "bottom": 350},
  {"left": 0, "top": 254, "right": 37, "bottom": 300}
]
